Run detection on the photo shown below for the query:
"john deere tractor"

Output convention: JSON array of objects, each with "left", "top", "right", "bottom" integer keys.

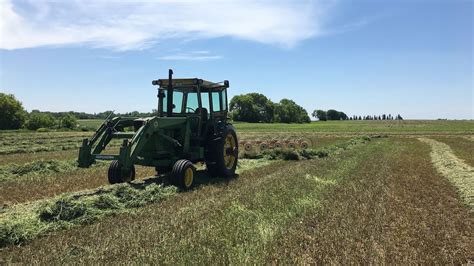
[{"left": 78, "top": 69, "right": 238, "bottom": 189}]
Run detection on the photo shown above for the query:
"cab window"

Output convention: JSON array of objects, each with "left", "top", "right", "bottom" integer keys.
[
  {"left": 186, "top": 92, "right": 199, "bottom": 113},
  {"left": 162, "top": 90, "right": 184, "bottom": 114},
  {"left": 221, "top": 89, "right": 227, "bottom": 111},
  {"left": 212, "top": 91, "right": 221, "bottom": 112},
  {"left": 201, "top": 92, "right": 210, "bottom": 114},
  {"left": 172, "top": 91, "right": 183, "bottom": 113}
]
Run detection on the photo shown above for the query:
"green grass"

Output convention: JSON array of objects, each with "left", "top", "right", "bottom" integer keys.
[
  {"left": 77, "top": 119, "right": 103, "bottom": 129},
  {"left": 75, "top": 119, "right": 474, "bottom": 134},
  {"left": 235, "top": 120, "right": 473, "bottom": 134}
]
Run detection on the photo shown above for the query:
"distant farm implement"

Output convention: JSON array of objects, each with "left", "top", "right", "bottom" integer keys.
[
  {"left": 239, "top": 135, "right": 311, "bottom": 153},
  {"left": 78, "top": 69, "right": 238, "bottom": 190}
]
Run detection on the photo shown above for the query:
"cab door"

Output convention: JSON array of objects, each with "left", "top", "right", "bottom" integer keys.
[{"left": 184, "top": 91, "right": 201, "bottom": 139}]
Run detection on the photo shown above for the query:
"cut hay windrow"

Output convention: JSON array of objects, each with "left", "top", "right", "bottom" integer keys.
[
  {"left": 0, "top": 160, "right": 108, "bottom": 183},
  {"left": 0, "top": 142, "right": 122, "bottom": 155},
  {"left": 463, "top": 135, "right": 474, "bottom": 142},
  {"left": 0, "top": 183, "right": 177, "bottom": 247},
  {"left": 0, "top": 136, "right": 375, "bottom": 248},
  {"left": 419, "top": 138, "right": 474, "bottom": 211},
  {"left": 0, "top": 132, "right": 119, "bottom": 155},
  {"left": 0, "top": 159, "right": 275, "bottom": 247},
  {"left": 0, "top": 132, "right": 90, "bottom": 141},
  {"left": 0, "top": 136, "right": 86, "bottom": 147}
]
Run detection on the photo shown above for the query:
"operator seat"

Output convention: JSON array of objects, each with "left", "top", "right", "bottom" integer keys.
[{"left": 195, "top": 108, "right": 208, "bottom": 121}]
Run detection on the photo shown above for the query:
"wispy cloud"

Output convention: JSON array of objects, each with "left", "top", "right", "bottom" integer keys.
[
  {"left": 0, "top": 0, "right": 336, "bottom": 51},
  {"left": 158, "top": 51, "right": 222, "bottom": 61},
  {"left": 323, "top": 14, "right": 385, "bottom": 35}
]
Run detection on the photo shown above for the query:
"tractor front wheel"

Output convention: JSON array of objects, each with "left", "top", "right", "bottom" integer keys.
[
  {"left": 108, "top": 160, "right": 135, "bottom": 184},
  {"left": 170, "top": 159, "right": 196, "bottom": 190}
]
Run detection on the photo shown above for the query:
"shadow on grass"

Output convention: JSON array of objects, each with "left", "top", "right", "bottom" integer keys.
[
  {"left": 63, "top": 169, "right": 238, "bottom": 202},
  {"left": 134, "top": 169, "right": 239, "bottom": 191}
]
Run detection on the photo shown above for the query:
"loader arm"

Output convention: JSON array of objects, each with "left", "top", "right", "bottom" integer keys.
[
  {"left": 77, "top": 117, "right": 136, "bottom": 168},
  {"left": 78, "top": 116, "right": 190, "bottom": 170}
]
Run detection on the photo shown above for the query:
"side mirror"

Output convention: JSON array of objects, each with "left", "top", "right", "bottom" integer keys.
[{"left": 172, "top": 104, "right": 176, "bottom": 109}]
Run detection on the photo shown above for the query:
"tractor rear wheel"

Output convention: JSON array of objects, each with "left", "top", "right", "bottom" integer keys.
[
  {"left": 206, "top": 125, "right": 238, "bottom": 177},
  {"left": 170, "top": 159, "right": 196, "bottom": 190},
  {"left": 108, "top": 160, "right": 135, "bottom": 184}
]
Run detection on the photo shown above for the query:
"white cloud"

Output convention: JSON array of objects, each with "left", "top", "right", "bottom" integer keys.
[
  {"left": 158, "top": 50, "right": 222, "bottom": 61},
  {"left": 0, "top": 0, "right": 335, "bottom": 50}
]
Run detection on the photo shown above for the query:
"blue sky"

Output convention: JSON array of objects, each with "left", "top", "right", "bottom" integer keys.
[{"left": 0, "top": 0, "right": 472, "bottom": 119}]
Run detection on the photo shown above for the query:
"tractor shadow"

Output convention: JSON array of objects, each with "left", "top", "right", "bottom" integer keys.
[
  {"left": 193, "top": 170, "right": 239, "bottom": 187},
  {"left": 129, "top": 170, "right": 239, "bottom": 191},
  {"left": 65, "top": 170, "right": 237, "bottom": 202}
]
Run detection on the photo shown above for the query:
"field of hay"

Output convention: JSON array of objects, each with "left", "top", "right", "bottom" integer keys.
[{"left": 0, "top": 120, "right": 473, "bottom": 263}]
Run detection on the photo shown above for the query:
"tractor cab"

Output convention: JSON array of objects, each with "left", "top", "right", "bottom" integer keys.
[{"left": 153, "top": 70, "right": 229, "bottom": 139}]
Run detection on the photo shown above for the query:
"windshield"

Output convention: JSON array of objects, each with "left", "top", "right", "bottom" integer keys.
[
  {"left": 161, "top": 90, "right": 184, "bottom": 114},
  {"left": 159, "top": 88, "right": 226, "bottom": 116}
]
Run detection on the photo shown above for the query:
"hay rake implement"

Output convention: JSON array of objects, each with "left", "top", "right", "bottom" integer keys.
[{"left": 238, "top": 135, "right": 312, "bottom": 153}]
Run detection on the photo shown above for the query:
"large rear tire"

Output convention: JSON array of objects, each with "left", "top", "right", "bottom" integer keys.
[
  {"left": 108, "top": 160, "right": 135, "bottom": 184},
  {"left": 206, "top": 125, "right": 238, "bottom": 177}
]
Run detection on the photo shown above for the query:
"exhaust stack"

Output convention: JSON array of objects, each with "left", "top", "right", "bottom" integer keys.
[{"left": 167, "top": 69, "right": 173, "bottom": 117}]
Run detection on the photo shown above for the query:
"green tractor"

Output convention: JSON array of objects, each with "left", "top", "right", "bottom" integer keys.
[{"left": 78, "top": 69, "right": 238, "bottom": 189}]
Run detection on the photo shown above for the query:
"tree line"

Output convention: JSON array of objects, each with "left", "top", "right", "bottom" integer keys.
[
  {"left": 229, "top": 93, "right": 310, "bottom": 123},
  {"left": 0, "top": 93, "right": 159, "bottom": 130},
  {"left": 1, "top": 93, "right": 78, "bottom": 130},
  {"left": 312, "top": 109, "right": 403, "bottom": 121},
  {"left": 349, "top": 114, "right": 404, "bottom": 120},
  {"left": 1, "top": 92, "right": 405, "bottom": 131}
]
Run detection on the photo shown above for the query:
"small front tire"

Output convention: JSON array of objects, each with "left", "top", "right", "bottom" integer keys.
[
  {"left": 170, "top": 159, "right": 196, "bottom": 190},
  {"left": 108, "top": 160, "right": 135, "bottom": 184}
]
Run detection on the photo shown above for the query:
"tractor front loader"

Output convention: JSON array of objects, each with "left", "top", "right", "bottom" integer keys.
[{"left": 78, "top": 69, "right": 238, "bottom": 190}]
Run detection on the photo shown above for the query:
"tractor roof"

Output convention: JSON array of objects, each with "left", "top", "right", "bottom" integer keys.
[{"left": 155, "top": 78, "right": 229, "bottom": 90}]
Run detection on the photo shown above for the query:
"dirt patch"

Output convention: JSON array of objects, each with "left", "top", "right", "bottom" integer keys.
[{"left": 419, "top": 138, "right": 474, "bottom": 210}]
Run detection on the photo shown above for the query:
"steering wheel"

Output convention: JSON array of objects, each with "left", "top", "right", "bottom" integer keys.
[{"left": 186, "top": 107, "right": 196, "bottom": 113}]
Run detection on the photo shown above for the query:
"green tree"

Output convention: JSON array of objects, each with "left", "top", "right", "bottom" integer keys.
[
  {"left": 326, "top": 109, "right": 339, "bottom": 120},
  {"left": 60, "top": 114, "right": 77, "bottom": 129},
  {"left": 0, "top": 93, "right": 27, "bottom": 130},
  {"left": 312, "top": 109, "right": 327, "bottom": 121},
  {"left": 229, "top": 93, "right": 274, "bottom": 123},
  {"left": 26, "top": 111, "right": 56, "bottom": 130},
  {"left": 338, "top": 111, "right": 348, "bottom": 120},
  {"left": 274, "top": 99, "right": 310, "bottom": 123}
]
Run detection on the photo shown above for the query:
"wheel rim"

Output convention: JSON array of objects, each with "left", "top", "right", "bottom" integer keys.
[
  {"left": 224, "top": 133, "right": 237, "bottom": 170},
  {"left": 244, "top": 143, "right": 252, "bottom": 152},
  {"left": 184, "top": 167, "right": 194, "bottom": 187}
]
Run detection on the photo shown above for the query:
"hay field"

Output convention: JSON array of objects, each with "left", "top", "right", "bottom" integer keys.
[{"left": 0, "top": 120, "right": 472, "bottom": 263}]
